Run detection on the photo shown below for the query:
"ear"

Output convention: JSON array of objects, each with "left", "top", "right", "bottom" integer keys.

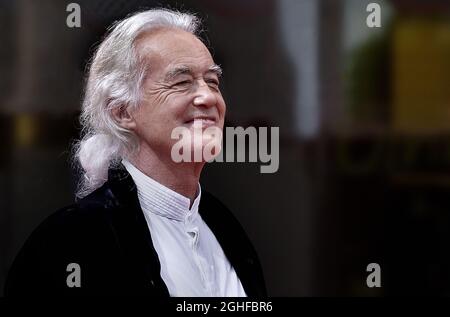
[{"left": 111, "top": 105, "right": 137, "bottom": 130}]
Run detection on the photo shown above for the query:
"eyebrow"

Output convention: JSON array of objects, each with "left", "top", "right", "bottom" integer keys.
[
  {"left": 164, "top": 64, "right": 223, "bottom": 82},
  {"left": 208, "top": 64, "right": 223, "bottom": 77}
]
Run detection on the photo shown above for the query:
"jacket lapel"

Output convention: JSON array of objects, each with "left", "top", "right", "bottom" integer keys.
[{"left": 198, "top": 192, "right": 267, "bottom": 297}]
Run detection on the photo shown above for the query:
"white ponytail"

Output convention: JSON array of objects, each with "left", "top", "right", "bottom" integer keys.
[{"left": 75, "top": 134, "right": 120, "bottom": 198}]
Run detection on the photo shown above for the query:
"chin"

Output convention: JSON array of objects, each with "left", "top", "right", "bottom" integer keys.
[{"left": 191, "top": 136, "right": 222, "bottom": 162}]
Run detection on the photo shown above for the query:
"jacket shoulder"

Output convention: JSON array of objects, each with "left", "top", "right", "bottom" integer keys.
[{"left": 4, "top": 184, "right": 120, "bottom": 295}]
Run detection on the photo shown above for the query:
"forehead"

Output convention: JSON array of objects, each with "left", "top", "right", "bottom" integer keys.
[{"left": 135, "top": 28, "right": 215, "bottom": 77}]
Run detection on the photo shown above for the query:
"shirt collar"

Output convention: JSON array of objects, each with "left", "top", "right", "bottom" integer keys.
[{"left": 122, "top": 160, "right": 201, "bottom": 223}]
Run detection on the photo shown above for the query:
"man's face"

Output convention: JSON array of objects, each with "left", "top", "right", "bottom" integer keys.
[{"left": 131, "top": 28, "right": 226, "bottom": 162}]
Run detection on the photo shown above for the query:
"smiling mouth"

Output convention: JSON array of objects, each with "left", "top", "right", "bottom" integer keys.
[{"left": 185, "top": 117, "right": 217, "bottom": 126}]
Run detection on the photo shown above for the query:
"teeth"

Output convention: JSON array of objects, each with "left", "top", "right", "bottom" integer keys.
[{"left": 192, "top": 119, "right": 215, "bottom": 127}]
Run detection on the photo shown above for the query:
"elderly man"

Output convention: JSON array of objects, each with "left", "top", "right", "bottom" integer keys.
[{"left": 5, "top": 9, "right": 266, "bottom": 297}]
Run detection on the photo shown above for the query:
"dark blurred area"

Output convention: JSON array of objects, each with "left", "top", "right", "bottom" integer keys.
[{"left": 1, "top": 0, "right": 450, "bottom": 296}]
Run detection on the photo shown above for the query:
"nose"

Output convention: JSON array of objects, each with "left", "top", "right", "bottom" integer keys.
[{"left": 193, "top": 81, "right": 217, "bottom": 108}]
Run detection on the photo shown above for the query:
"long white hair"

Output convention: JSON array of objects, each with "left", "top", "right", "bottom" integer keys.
[{"left": 74, "top": 9, "right": 201, "bottom": 198}]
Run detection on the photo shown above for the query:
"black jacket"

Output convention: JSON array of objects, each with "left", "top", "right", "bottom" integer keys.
[{"left": 5, "top": 166, "right": 267, "bottom": 296}]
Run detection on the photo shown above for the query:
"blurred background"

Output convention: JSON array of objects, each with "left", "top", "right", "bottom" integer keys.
[{"left": 1, "top": 0, "right": 450, "bottom": 296}]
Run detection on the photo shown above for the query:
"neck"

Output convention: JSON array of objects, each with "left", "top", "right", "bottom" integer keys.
[{"left": 127, "top": 144, "right": 204, "bottom": 206}]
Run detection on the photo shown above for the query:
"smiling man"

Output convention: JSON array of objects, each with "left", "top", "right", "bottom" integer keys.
[{"left": 5, "top": 9, "right": 266, "bottom": 297}]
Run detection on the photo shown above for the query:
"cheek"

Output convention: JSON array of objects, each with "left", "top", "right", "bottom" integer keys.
[
  {"left": 132, "top": 104, "right": 161, "bottom": 137},
  {"left": 165, "top": 95, "right": 196, "bottom": 125},
  {"left": 138, "top": 96, "right": 185, "bottom": 127},
  {"left": 218, "top": 97, "right": 227, "bottom": 119}
]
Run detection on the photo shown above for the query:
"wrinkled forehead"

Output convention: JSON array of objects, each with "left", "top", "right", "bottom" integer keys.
[{"left": 135, "top": 28, "right": 214, "bottom": 77}]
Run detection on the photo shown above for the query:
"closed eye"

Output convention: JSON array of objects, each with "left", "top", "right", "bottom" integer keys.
[
  {"left": 206, "top": 79, "right": 220, "bottom": 89},
  {"left": 174, "top": 80, "right": 192, "bottom": 86}
]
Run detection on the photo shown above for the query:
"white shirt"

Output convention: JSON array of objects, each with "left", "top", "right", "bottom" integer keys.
[{"left": 122, "top": 160, "right": 247, "bottom": 297}]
